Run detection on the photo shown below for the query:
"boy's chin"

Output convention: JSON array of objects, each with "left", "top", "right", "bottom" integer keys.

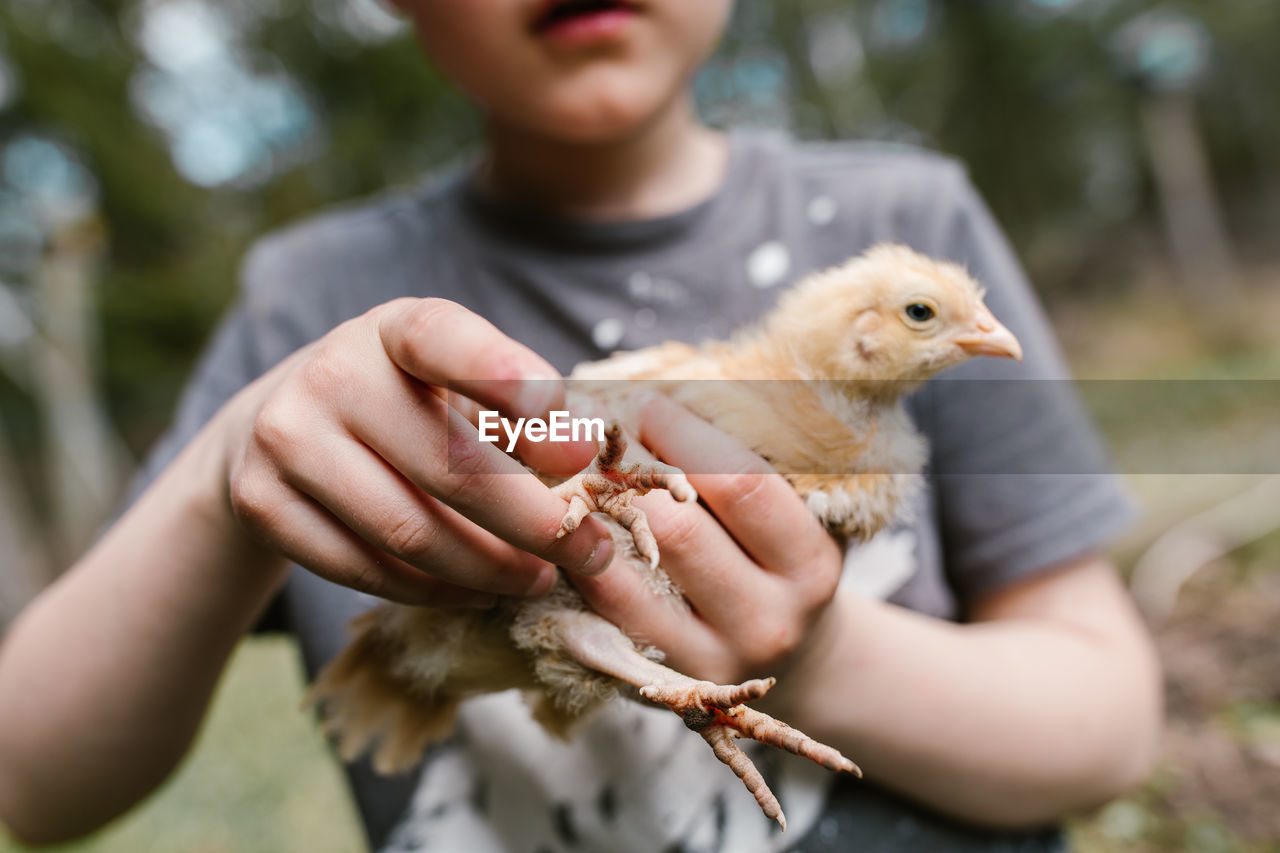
[
  {"left": 529, "top": 111, "right": 658, "bottom": 146},
  {"left": 510, "top": 84, "right": 685, "bottom": 145}
]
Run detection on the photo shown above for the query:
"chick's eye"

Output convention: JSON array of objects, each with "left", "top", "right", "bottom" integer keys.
[{"left": 905, "top": 303, "right": 935, "bottom": 323}]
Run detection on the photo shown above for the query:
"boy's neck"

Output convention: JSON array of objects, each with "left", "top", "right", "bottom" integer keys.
[{"left": 477, "top": 98, "right": 728, "bottom": 222}]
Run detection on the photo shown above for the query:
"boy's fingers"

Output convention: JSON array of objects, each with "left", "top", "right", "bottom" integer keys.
[
  {"left": 338, "top": 387, "right": 613, "bottom": 575},
  {"left": 616, "top": 437, "right": 800, "bottom": 642},
  {"left": 570, "top": 551, "right": 725, "bottom": 676},
  {"left": 230, "top": 477, "right": 495, "bottom": 608},
  {"left": 629, "top": 491, "right": 764, "bottom": 627},
  {"left": 378, "top": 297, "right": 562, "bottom": 418},
  {"left": 639, "top": 395, "right": 834, "bottom": 577},
  {"left": 378, "top": 298, "right": 595, "bottom": 476},
  {"left": 454, "top": 390, "right": 599, "bottom": 478},
  {"left": 278, "top": 433, "right": 556, "bottom": 597}
]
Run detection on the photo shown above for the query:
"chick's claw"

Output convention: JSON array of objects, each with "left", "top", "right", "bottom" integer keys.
[
  {"left": 639, "top": 677, "right": 776, "bottom": 717},
  {"left": 557, "top": 495, "right": 592, "bottom": 538},
  {"left": 552, "top": 422, "right": 696, "bottom": 566},
  {"left": 702, "top": 724, "right": 787, "bottom": 832},
  {"left": 640, "top": 678, "right": 861, "bottom": 778},
  {"left": 636, "top": 672, "right": 860, "bottom": 830},
  {"left": 720, "top": 704, "right": 862, "bottom": 777}
]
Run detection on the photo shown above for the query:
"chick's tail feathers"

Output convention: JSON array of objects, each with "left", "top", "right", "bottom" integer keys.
[
  {"left": 304, "top": 609, "right": 459, "bottom": 774},
  {"left": 305, "top": 603, "right": 536, "bottom": 774}
]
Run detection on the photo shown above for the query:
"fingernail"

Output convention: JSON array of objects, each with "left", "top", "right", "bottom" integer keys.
[
  {"left": 573, "top": 535, "right": 614, "bottom": 577},
  {"left": 528, "top": 564, "right": 557, "bottom": 596}
]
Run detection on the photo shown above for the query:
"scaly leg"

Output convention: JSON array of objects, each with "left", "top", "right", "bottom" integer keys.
[
  {"left": 553, "top": 423, "right": 697, "bottom": 567},
  {"left": 549, "top": 609, "right": 861, "bottom": 831}
]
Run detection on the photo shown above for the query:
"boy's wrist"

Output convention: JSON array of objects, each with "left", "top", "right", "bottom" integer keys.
[
  {"left": 144, "top": 402, "right": 292, "bottom": 593},
  {"left": 752, "top": 587, "right": 860, "bottom": 724}
]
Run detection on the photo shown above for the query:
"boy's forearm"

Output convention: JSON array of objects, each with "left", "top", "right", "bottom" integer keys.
[
  {"left": 768, "top": 563, "right": 1161, "bottom": 829},
  {"left": 0, "top": 422, "right": 289, "bottom": 844}
]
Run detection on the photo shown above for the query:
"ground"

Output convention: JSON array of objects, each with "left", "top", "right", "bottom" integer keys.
[{"left": 1070, "top": 552, "right": 1280, "bottom": 853}]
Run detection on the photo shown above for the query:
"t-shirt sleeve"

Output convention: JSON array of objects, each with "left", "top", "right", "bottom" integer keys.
[{"left": 910, "top": 164, "right": 1136, "bottom": 609}]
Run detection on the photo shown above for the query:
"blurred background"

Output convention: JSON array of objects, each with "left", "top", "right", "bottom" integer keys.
[{"left": 1, "top": 0, "right": 1277, "bottom": 850}]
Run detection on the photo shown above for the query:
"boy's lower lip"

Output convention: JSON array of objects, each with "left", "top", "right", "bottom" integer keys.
[{"left": 534, "top": 7, "right": 638, "bottom": 45}]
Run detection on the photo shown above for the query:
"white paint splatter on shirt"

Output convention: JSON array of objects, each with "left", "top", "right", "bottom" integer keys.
[
  {"left": 840, "top": 527, "right": 919, "bottom": 601},
  {"left": 807, "top": 195, "right": 838, "bottom": 226},
  {"left": 745, "top": 241, "right": 791, "bottom": 289},
  {"left": 592, "top": 317, "right": 625, "bottom": 350},
  {"left": 627, "top": 271, "right": 688, "bottom": 305}
]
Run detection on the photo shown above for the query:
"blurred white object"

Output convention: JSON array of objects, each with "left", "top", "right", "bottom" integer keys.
[{"left": 1130, "top": 475, "right": 1280, "bottom": 626}]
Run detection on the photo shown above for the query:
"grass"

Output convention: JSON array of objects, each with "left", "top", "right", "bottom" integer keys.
[
  {"left": 1067, "top": 551, "right": 1280, "bottom": 853},
  {"left": 0, "top": 637, "right": 366, "bottom": 853}
]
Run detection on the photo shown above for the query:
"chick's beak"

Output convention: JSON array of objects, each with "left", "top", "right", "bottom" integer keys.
[{"left": 952, "top": 305, "right": 1023, "bottom": 361}]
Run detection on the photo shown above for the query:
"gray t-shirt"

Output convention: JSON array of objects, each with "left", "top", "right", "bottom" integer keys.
[{"left": 136, "top": 132, "right": 1131, "bottom": 852}]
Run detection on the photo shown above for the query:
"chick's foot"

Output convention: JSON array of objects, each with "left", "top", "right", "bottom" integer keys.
[
  {"left": 640, "top": 678, "right": 862, "bottom": 831},
  {"left": 551, "top": 610, "right": 861, "bottom": 831},
  {"left": 552, "top": 422, "right": 696, "bottom": 567}
]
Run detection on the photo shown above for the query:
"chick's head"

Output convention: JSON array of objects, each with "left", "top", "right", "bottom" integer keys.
[{"left": 767, "top": 244, "right": 1022, "bottom": 385}]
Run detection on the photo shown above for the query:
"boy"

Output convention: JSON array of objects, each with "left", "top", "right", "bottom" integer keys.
[{"left": 0, "top": 2, "right": 1161, "bottom": 850}]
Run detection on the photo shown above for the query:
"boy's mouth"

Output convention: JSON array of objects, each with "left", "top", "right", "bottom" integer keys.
[{"left": 531, "top": 0, "right": 640, "bottom": 39}]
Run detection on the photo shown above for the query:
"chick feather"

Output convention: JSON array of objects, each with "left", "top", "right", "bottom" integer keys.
[{"left": 305, "top": 244, "right": 1022, "bottom": 830}]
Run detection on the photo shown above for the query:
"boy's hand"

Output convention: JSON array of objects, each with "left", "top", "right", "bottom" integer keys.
[
  {"left": 220, "top": 298, "right": 613, "bottom": 606},
  {"left": 570, "top": 395, "right": 844, "bottom": 685}
]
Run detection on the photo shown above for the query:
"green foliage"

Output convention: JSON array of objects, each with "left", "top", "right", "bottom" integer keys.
[{"left": 1, "top": 1, "right": 475, "bottom": 461}]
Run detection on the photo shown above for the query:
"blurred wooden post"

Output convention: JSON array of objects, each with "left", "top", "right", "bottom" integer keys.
[
  {"left": 1139, "top": 92, "right": 1241, "bottom": 308},
  {"left": 0, "top": 440, "right": 48, "bottom": 627},
  {"left": 30, "top": 215, "right": 128, "bottom": 568},
  {"left": 1112, "top": 8, "right": 1241, "bottom": 327},
  {"left": 0, "top": 284, "right": 49, "bottom": 624}
]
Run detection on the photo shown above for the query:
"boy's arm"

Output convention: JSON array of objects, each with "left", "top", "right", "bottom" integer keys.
[
  {"left": 767, "top": 553, "right": 1162, "bottom": 828},
  {"left": 0, "top": 403, "right": 289, "bottom": 844},
  {"left": 0, "top": 298, "right": 612, "bottom": 845}
]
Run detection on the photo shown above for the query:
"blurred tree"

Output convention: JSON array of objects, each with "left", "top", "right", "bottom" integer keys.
[
  {"left": 0, "top": 1, "right": 475, "bottom": 613},
  {"left": 1111, "top": 5, "right": 1241, "bottom": 326},
  {"left": 784, "top": 0, "right": 1280, "bottom": 295}
]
